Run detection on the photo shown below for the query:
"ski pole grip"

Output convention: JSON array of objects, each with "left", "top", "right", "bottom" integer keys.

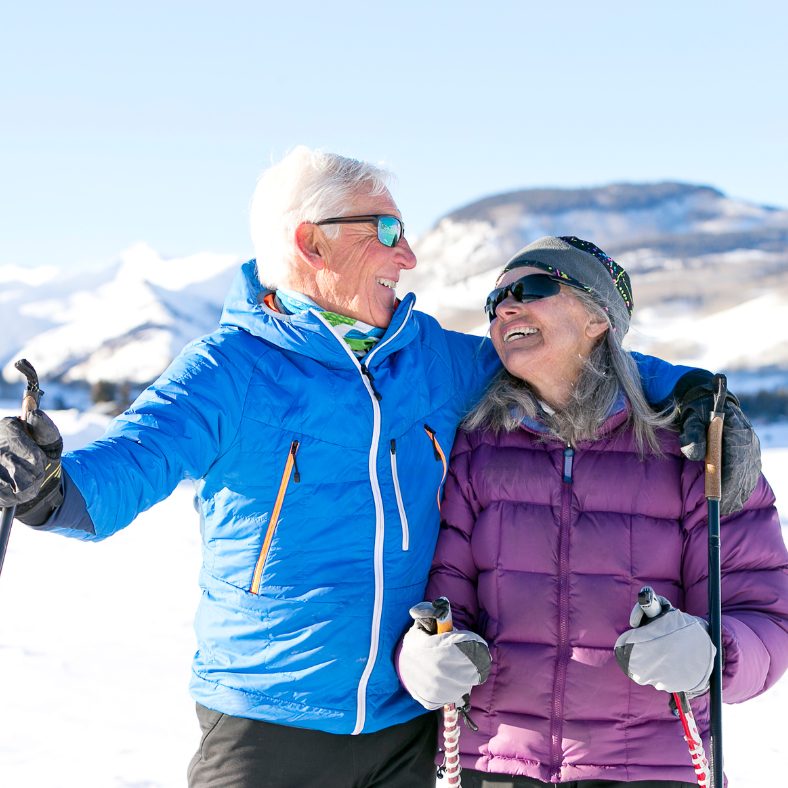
[
  {"left": 15, "top": 358, "right": 41, "bottom": 427},
  {"left": 705, "top": 375, "right": 726, "bottom": 502},
  {"left": 21, "top": 392, "right": 38, "bottom": 421},
  {"left": 638, "top": 586, "right": 662, "bottom": 620},
  {"left": 434, "top": 596, "right": 454, "bottom": 634}
]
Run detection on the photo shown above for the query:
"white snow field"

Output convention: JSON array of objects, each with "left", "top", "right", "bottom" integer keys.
[{"left": 1, "top": 410, "right": 787, "bottom": 787}]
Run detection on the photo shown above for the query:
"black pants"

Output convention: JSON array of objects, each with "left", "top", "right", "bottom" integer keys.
[
  {"left": 188, "top": 703, "right": 439, "bottom": 788},
  {"left": 461, "top": 769, "right": 696, "bottom": 788}
]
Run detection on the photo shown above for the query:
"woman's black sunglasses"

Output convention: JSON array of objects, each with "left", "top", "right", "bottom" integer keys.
[
  {"left": 315, "top": 214, "right": 405, "bottom": 248},
  {"left": 485, "top": 273, "right": 562, "bottom": 322}
]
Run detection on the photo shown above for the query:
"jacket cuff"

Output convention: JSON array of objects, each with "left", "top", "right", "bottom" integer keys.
[
  {"left": 24, "top": 469, "right": 95, "bottom": 536},
  {"left": 720, "top": 615, "right": 772, "bottom": 703}
]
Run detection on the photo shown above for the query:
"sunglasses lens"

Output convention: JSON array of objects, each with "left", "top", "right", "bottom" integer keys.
[
  {"left": 521, "top": 275, "right": 561, "bottom": 299},
  {"left": 485, "top": 288, "right": 506, "bottom": 320},
  {"left": 485, "top": 274, "right": 561, "bottom": 321},
  {"left": 377, "top": 216, "right": 402, "bottom": 247}
]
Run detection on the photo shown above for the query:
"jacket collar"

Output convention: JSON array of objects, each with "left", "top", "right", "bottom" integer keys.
[
  {"left": 518, "top": 392, "right": 631, "bottom": 444},
  {"left": 219, "top": 260, "right": 419, "bottom": 369}
]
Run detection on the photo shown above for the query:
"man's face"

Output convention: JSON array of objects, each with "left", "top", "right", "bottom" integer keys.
[{"left": 313, "top": 191, "right": 417, "bottom": 328}]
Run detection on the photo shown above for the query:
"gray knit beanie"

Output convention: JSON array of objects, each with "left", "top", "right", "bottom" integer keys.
[{"left": 499, "top": 236, "right": 633, "bottom": 333}]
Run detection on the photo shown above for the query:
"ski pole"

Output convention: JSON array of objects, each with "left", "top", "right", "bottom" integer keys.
[
  {"left": 705, "top": 374, "right": 726, "bottom": 788},
  {"left": 0, "top": 360, "right": 42, "bottom": 580},
  {"left": 433, "top": 596, "right": 462, "bottom": 787},
  {"left": 638, "top": 586, "right": 710, "bottom": 788}
]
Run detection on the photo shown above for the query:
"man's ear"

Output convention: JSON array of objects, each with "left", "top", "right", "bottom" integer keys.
[{"left": 294, "top": 222, "right": 326, "bottom": 271}]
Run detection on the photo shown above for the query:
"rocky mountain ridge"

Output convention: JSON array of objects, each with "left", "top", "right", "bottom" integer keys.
[
  {"left": 402, "top": 183, "right": 788, "bottom": 398},
  {"left": 3, "top": 182, "right": 788, "bottom": 408}
]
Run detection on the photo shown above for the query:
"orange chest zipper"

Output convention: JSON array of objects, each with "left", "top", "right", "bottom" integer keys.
[
  {"left": 250, "top": 440, "right": 300, "bottom": 594},
  {"left": 424, "top": 424, "right": 447, "bottom": 508}
]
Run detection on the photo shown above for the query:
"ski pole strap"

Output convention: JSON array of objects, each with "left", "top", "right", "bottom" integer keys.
[
  {"left": 672, "top": 692, "right": 711, "bottom": 788},
  {"left": 433, "top": 597, "right": 462, "bottom": 787},
  {"left": 704, "top": 374, "right": 726, "bottom": 501}
]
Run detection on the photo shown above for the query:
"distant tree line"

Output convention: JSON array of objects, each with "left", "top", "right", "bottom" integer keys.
[
  {"left": 736, "top": 390, "right": 788, "bottom": 422},
  {"left": 86, "top": 380, "right": 788, "bottom": 422},
  {"left": 91, "top": 380, "right": 133, "bottom": 415}
]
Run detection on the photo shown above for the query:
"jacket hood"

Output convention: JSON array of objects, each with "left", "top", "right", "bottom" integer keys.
[{"left": 220, "top": 260, "right": 419, "bottom": 369}]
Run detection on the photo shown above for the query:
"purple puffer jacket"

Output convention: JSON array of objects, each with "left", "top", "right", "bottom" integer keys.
[{"left": 426, "top": 407, "right": 788, "bottom": 784}]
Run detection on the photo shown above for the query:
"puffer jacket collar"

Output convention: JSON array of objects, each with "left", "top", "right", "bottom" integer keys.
[
  {"left": 219, "top": 260, "right": 419, "bottom": 370},
  {"left": 519, "top": 394, "right": 631, "bottom": 444}
]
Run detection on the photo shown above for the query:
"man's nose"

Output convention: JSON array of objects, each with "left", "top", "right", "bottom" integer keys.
[{"left": 397, "top": 238, "right": 417, "bottom": 270}]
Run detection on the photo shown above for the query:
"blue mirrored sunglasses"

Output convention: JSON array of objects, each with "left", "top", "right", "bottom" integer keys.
[
  {"left": 485, "top": 273, "right": 562, "bottom": 322},
  {"left": 315, "top": 214, "right": 405, "bottom": 248}
]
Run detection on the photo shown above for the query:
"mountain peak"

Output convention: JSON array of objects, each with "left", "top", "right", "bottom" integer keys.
[{"left": 445, "top": 182, "right": 726, "bottom": 224}]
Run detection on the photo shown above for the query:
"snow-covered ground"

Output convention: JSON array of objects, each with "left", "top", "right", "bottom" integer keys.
[{"left": 1, "top": 410, "right": 787, "bottom": 787}]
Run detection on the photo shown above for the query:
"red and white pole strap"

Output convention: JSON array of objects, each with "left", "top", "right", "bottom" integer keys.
[
  {"left": 673, "top": 692, "right": 711, "bottom": 788},
  {"left": 638, "top": 587, "right": 710, "bottom": 788},
  {"left": 435, "top": 598, "right": 462, "bottom": 787}
]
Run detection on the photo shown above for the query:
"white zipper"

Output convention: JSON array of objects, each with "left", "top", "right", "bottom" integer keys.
[
  {"left": 312, "top": 308, "right": 412, "bottom": 735},
  {"left": 389, "top": 440, "right": 410, "bottom": 551}
]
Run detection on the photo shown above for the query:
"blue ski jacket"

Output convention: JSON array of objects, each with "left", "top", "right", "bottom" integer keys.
[{"left": 46, "top": 261, "right": 691, "bottom": 735}]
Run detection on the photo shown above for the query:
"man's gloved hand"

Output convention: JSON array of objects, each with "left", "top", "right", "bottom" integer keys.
[
  {"left": 0, "top": 410, "right": 63, "bottom": 525},
  {"left": 397, "top": 600, "right": 491, "bottom": 710},
  {"left": 614, "top": 593, "right": 716, "bottom": 697},
  {"left": 675, "top": 371, "right": 761, "bottom": 516}
]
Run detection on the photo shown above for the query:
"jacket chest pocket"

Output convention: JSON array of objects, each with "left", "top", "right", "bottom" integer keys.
[
  {"left": 250, "top": 440, "right": 300, "bottom": 594},
  {"left": 387, "top": 425, "right": 448, "bottom": 554}
]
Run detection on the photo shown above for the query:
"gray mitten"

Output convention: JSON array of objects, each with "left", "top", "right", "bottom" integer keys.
[
  {"left": 614, "top": 594, "right": 716, "bottom": 697},
  {"left": 397, "top": 601, "right": 491, "bottom": 710}
]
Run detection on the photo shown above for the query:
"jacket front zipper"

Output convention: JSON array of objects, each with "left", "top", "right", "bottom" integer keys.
[
  {"left": 250, "top": 440, "right": 300, "bottom": 594},
  {"left": 550, "top": 445, "right": 574, "bottom": 780},
  {"left": 424, "top": 424, "right": 448, "bottom": 508},
  {"left": 390, "top": 439, "right": 409, "bottom": 551},
  {"left": 314, "top": 302, "right": 414, "bottom": 735}
]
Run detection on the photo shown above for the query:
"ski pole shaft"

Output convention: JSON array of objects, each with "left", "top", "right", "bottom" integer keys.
[
  {"left": 0, "top": 507, "right": 14, "bottom": 578},
  {"left": 0, "top": 360, "right": 42, "bottom": 580},
  {"left": 639, "top": 587, "right": 710, "bottom": 787},
  {"left": 434, "top": 597, "right": 462, "bottom": 787},
  {"left": 705, "top": 375, "right": 726, "bottom": 788}
]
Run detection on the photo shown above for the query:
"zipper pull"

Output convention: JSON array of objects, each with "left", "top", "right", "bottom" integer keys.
[
  {"left": 424, "top": 425, "right": 441, "bottom": 461},
  {"left": 563, "top": 446, "right": 574, "bottom": 483},
  {"left": 360, "top": 363, "right": 382, "bottom": 401},
  {"left": 291, "top": 440, "right": 301, "bottom": 483},
  {"left": 390, "top": 439, "right": 396, "bottom": 454}
]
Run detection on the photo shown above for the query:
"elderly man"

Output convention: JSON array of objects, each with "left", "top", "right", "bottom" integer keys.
[{"left": 0, "top": 147, "right": 760, "bottom": 788}]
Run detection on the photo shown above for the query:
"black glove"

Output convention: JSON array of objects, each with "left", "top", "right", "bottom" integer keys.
[
  {"left": 0, "top": 410, "right": 63, "bottom": 525},
  {"left": 675, "top": 371, "right": 761, "bottom": 516}
]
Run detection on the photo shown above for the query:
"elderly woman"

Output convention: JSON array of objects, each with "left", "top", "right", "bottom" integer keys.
[{"left": 398, "top": 237, "right": 788, "bottom": 787}]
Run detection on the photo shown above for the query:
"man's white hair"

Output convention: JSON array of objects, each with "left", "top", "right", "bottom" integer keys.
[{"left": 249, "top": 146, "right": 393, "bottom": 288}]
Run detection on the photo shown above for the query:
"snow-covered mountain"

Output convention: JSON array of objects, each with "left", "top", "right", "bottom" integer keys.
[
  {"left": 402, "top": 183, "right": 788, "bottom": 393},
  {"left": 1, "top": 243, "right": 242, "bottom": 404},
  {"left": 3, "top": 182, "right": 788, "bottom": 407}
]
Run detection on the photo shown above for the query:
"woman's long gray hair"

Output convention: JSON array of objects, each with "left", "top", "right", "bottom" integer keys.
[{"left": 464, "top": 288, "right": 676, "bottom": 455}]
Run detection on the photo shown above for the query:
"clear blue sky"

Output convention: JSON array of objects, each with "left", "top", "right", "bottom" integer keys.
[{"left": 3, "top": 1, "right": 787, "bottom": 270}]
